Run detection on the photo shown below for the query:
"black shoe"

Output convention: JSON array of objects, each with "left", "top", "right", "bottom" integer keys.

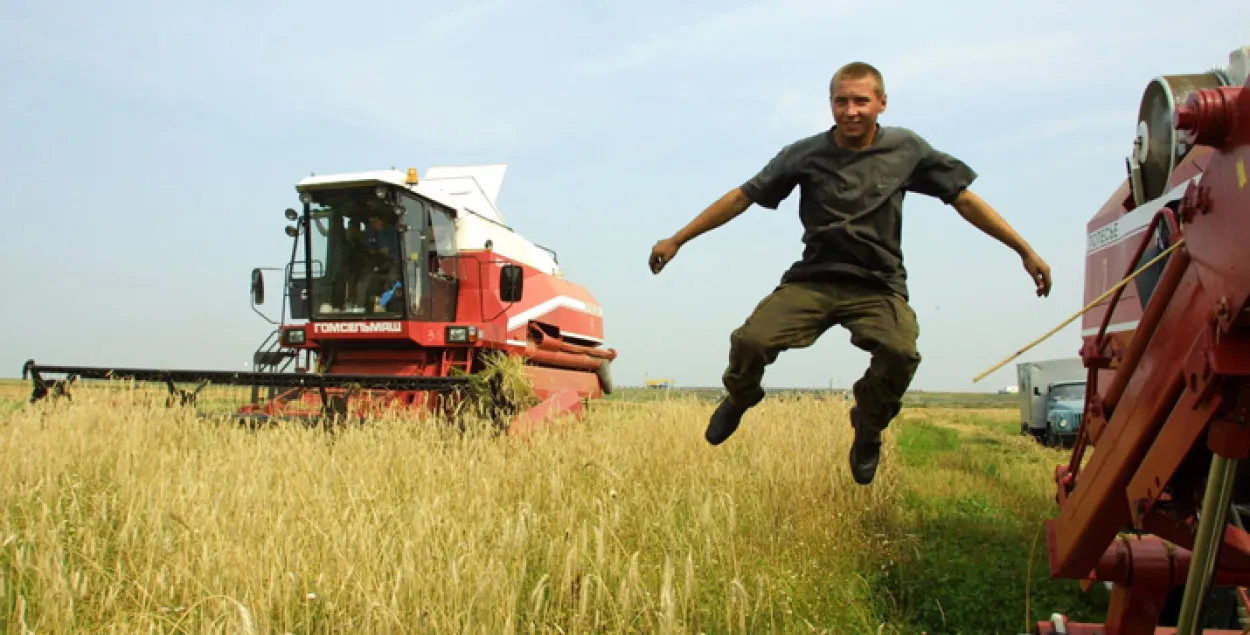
[
  {"left": 706, "top": 398, "right": 748, "bottom": 445},
  {"left": 849, "top": 407, "right": 882, "bottom": 485}
]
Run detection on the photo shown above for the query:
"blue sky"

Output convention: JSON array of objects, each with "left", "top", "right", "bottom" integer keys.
[{"left": 2, "top": 0, "right": 1247, "bottom": 391}]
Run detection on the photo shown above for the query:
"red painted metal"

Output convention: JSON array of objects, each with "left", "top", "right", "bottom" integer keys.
[
  {"left": 1138, "top": 513, "right": 1250, "bottom": 574},
  {"left": 1080, "top": 145, "right": 1213, "bottom": 403},
  {"left": 1105, "top": 247, "right": 1191, "bottom": 413},
  {"left": 1124, "top": 369, "right": 1227, "bottom": 526},
  {"left": 524, "top": 365, "right": 602, "bottom": 404},
  {"left": 1035, "top": 58, "right": 1250, "bottom": 633},
  {"left": 1038, "top": 624, "right": 1244, "bottom": 634},
  {"left": 1049, "top": 261, "right": 1207, "bottom": 577},
  {"left": 523, "top": 345, "right": 604, "bottom": 373},
  {"left": 506, "top": 389, "right": 585, "bottom": 436},
  {"left": 530, "top": 325, "right": 617, "bottom": 360},
  {"left": 1175, "top": 87, "right": 1244, "bottom": 148}
]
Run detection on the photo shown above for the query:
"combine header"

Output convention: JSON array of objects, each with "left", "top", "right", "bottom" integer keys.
[
  {"left": 1032, "top": 45, "right": 1250, "bottom": 633},
  {"left": 22, "top": 164, "right": 616, "bottom": 431}
]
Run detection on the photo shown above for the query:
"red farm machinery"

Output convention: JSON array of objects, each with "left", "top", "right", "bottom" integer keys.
[
  {"left": 1027, "top": 44, "right": 1250, "bottom": 633},
  {"left": 22, "top": 164, "right": 616, "bottom": 432}
]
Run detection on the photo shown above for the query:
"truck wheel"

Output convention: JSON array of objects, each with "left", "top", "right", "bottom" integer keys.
[{"left": 1046, "top": 428, "right": 1061, "bottom": 448}]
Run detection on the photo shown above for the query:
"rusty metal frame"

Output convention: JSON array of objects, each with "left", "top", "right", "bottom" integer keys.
[{"left": 1037, "top": 78, "right": 1250, "bottom": 634}]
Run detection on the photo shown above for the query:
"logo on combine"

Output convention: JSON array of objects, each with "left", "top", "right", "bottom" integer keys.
[{"left": 312, "top": 321, "right": 404, "bottom": 335}]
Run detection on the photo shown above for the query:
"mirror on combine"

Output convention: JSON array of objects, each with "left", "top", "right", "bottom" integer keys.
[
  {"left": 251, "top": 268, "right": 265, "bottom": 305},
  {"left": 284, "top": 208, "right": 298, "bottom": 221},
  {"left": 500, "top": 264, "right": 524, "bottom": 302}
]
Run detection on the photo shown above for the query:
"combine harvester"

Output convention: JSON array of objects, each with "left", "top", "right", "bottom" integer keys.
[
  {"left": 1025, "top": 44, "right": 1250, "bottom": 633},
  {"left": 22, "top": 164, "right": 616, "bottom": 432}
]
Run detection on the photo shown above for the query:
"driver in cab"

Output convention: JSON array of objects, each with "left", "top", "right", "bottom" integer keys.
[
  {"left": 363, "top": 214, "right": 399, "bottom": 261},
  {"left": 354, "top": 213, "right": 401, "bottom": 312}
]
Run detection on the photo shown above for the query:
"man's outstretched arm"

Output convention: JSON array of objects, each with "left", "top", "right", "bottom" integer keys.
[
  {"left": 951, "top": 189, "right": 1052, "bottom": 297},
  {"left": 673, "top": 188, "right": 754, "bottom": 246},
  {"left": 649, "top": 188, "right": 753, "bottom": 274}
]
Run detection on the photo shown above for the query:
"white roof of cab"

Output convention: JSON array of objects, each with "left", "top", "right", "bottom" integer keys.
[
  {"left": 293, "top": 165, "right": 562, "bottom": 275},
  {"left": 295, "top": 165, "right": 509, "bottom": 225}
]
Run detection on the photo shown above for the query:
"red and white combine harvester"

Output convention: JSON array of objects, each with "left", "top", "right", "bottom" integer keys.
[
  {"left": 22, "top": 164, "right": 616, "bottom": 431},
  {"left": 1035, "top": 44, "right": 1250, "bottom": 633}
]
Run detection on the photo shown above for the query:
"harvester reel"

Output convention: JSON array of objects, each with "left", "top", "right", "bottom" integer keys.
[
  {"left": 31, "top": 376, "right": 76, "bottom": 403},
  {"left": 21, "top": 359, "right": 77, "bottom": 403},
  {"left": 165, "top": 379, "right": 209, "bottom": 407},
  {"left": 314, "top": 384, "right": 360, "bottom": 430}
]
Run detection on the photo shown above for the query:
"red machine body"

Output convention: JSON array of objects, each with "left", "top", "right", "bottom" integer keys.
[
  {"left": 1037, "top": 46, "right": 1250, "bottom": 633},
  {"left": 234, "top": 164, "right": 618, "bottom": 430}
]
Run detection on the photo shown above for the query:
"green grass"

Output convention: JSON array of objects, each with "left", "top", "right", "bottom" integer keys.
[{"left": 870, "top": 410, "right": 1107, "bottom": 633}]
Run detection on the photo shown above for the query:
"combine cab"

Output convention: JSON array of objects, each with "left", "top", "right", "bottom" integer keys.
[
  {"left": 1034, "top": 45, "right": 1250, "bottom": 633},
  {"left": 23, "top": 164, "right": 616, "bottom": 432}
]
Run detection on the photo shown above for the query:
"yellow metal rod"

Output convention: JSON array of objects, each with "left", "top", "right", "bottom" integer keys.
[{"left": 971, "top": 238, "right": 1185, "bottom": 384}]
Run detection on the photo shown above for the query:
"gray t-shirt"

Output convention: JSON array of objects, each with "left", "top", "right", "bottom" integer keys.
[{"left": 741, "top": 125, "right": 976, "bottom": 299}]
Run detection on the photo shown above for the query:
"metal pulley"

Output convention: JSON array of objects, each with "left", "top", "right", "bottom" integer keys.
[{"left": 1129, "top": 71, "right": 1230, "bottom": 206}]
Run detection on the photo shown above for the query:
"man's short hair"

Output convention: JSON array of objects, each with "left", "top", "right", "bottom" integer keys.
[{"left": 830, "top": 62, "right": 885, "bottom": 97}]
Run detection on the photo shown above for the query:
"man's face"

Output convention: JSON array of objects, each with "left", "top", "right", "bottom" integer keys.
[
  {"left": 830, "top": 76, "right": 887, "bottom": 141},
  {"left": 370, "top": 217, "right": 384, "bottom": 231}
]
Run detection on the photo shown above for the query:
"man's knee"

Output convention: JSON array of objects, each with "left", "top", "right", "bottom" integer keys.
[
  {"left": 869, "top": 338, "right": 921, "bottom": 397},
  {"left": 854, "top": 296, "right": 921, "bottom": 377},
  {"left": 878, "top": 337, "right": 921, "bottom": 371},
  {"left": 729, "top": 324, "right": 770, "bottom": 358},
  {"left": 855, "top": 343, "right": 920, "bottom": 429}
]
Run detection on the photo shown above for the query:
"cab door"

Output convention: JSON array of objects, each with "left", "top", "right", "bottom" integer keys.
[
  {"left": 398, "top": 194, "right": 429, "bottom": 318},
  {"left": 398, "top": 195, "right": 459, "bottom": 322}
]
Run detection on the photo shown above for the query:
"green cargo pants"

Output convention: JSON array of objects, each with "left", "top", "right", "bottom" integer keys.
[{"left": 721, "top": 279, "right": 921, "bottom": 433}]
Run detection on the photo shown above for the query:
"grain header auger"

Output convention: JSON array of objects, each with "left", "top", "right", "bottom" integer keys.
[
  {"left": 1027, "top": 45, "right": 1250, "bottom": 634},
  {"left": 22, "top": 164, "right": 617, "bottom": 433}
]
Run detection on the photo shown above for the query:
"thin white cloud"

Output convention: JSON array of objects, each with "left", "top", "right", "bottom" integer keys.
[
  {"left": 572, "top": 0, "right": 855, "bottom": 76},
  {"left": 755, "top": 29, "right": 1120, "bottom": 139},
  {"left": 877, "top": 31, "right": 1121, "bottom": 107},
  {"left": 968, "top": 109, "right": 1138, "bottom": 155},
  {"left": 1, "top": 0, "right": 553, "bottom": 153},
  {"left": 885, "top": 32, "right": 1081, "bottom": 80},
  {"left": 765, "top": 87, "right": 830, "bottom": 134}
]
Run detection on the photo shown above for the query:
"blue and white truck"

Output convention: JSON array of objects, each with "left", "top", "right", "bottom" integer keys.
[{"left": 1016, "top": 358, "right": 1088, "bottom": 447}]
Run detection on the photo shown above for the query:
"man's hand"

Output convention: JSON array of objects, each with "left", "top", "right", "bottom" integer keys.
[
  {"left": 650, "top": 238, "right": 680, "bottom": 274},
  {"left": 952, "top": 191, "right": 1052, "bottom": 297},
  {"left": 1022, "top": 249, "right": 1052, "bottom": 297}
]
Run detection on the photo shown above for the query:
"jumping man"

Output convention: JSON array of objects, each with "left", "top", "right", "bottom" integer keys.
[{"left": 648, "top": 62, "right": 1051, "bottom": 485}]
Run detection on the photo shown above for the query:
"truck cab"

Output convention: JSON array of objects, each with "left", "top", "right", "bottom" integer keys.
[
  {"left": 1040, "top": 379, "right": 1086, "bottom": 447},
  {"left": 1017, "top": 358, "right": 1087, "bottom": 446}
]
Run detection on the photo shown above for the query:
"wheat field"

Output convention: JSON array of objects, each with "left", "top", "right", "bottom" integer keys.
[{"left": 0, "top": 384, "right": 1102, "bottom": 634}]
